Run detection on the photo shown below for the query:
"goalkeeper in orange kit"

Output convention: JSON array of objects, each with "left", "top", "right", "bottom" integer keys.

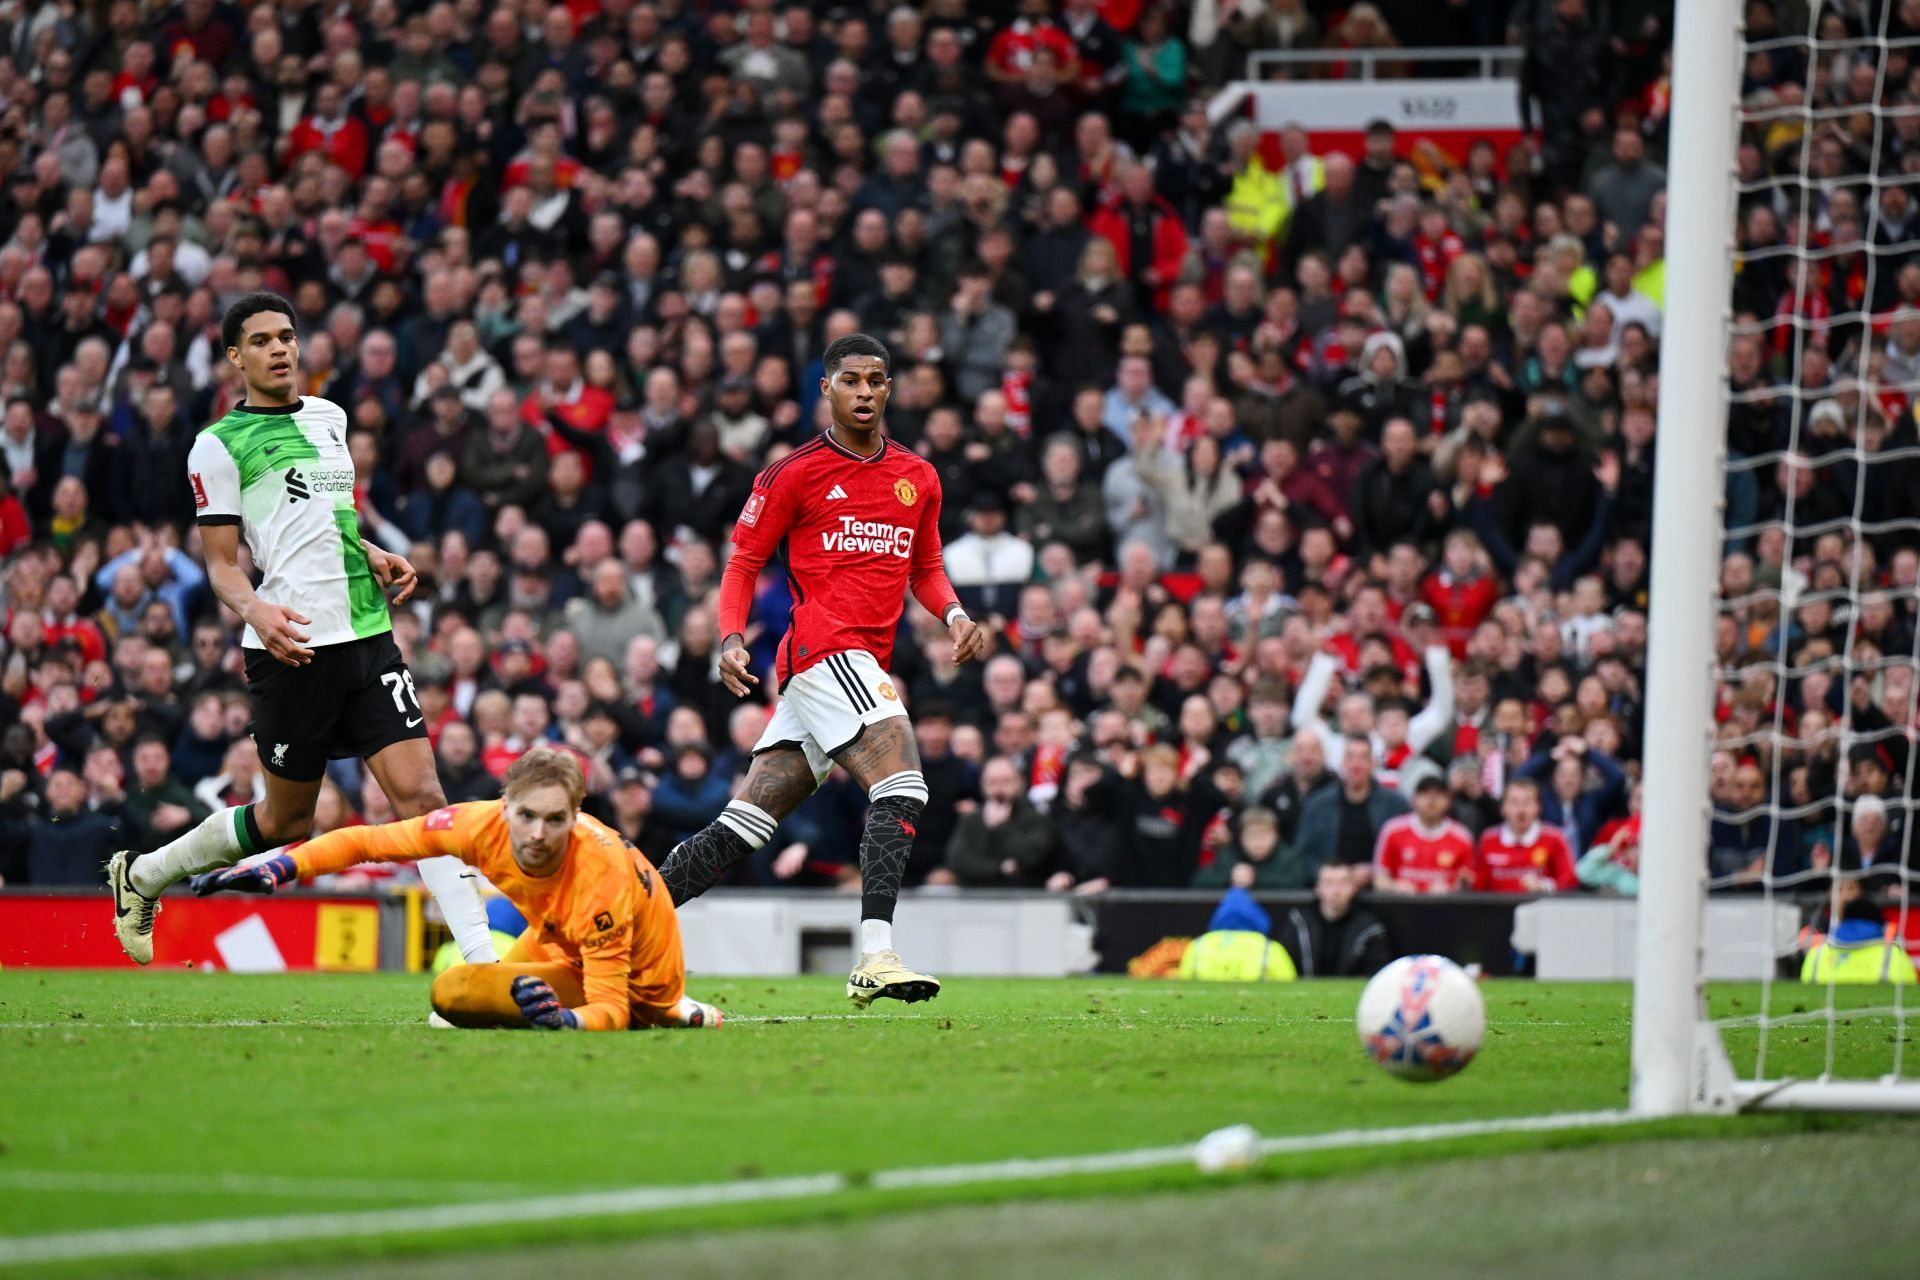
[{"left": 195, "top": 748, "right": 721, "bottom": 1031}]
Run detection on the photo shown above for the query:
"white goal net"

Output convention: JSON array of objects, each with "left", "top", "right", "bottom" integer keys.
[{"left": 1637, "top": 0, "right": 1920, "bottom": 1114}]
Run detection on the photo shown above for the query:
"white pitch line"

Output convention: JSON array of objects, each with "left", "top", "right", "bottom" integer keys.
[
  {"left": 0, "top": 1110, "right": 1648, "bottom": 1267},
  {"left": 872, "top": 1142, "right": 1200, "bottom": 1189},
  {"left": 1252, "top": 1108, "right": 1646, "bottom": 1156},
  {"left": 0, "top": 1171, "right": 543, "bottom": 1201},
  {"left": 873, "top": 1110, "right": 1646, "bottom": 1190},
  {"left": 0, "top": 1176, "right": 845, "bottom": 1267}
]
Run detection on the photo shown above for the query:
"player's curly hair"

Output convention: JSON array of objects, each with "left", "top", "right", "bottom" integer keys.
[
  {"left": 221, "top": 292, "right": 298, "bottom": 351},
  {"left": 503, "top": 747, "right": 587, "bottom": 810},
  {"left": 822, "top": 332, "right": 890, "bottom": 375}
]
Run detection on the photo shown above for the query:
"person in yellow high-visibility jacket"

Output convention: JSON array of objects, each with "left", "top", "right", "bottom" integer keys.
[
  {"left": 1800, "top": 879, "right": 1917, "bottom": 985},
  {"left": 1222, "top": 121, "right": 1290, "bottom": 257},
  {"left": 1801, "top": 932, "right": 1918, "bottom": 984},
  {"left": 1632, "top": 223, "right": 1666, "bottom": 310},
  {"left": 1179, "top": 887, "right": 1298, "bottom": 982}
]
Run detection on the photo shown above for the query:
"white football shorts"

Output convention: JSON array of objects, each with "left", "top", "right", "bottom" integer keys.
[{"left": 753, "top": 649, "right": 908, "bottom": 783}]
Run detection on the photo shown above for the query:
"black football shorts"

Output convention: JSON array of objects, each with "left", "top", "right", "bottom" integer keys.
[{"left": 244, "top": 631, "right": 428, "bottom": 781}]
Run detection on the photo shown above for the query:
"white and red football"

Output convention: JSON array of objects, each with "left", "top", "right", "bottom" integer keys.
[{"left": 1356, "top": 955, "right": 1486, "bottom": 1083}]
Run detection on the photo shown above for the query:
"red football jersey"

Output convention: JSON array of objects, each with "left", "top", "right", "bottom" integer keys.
[
  {"left": 720, "top": 433, "right": 960, "bottom": 689},
  {"left": 1373, "top": 813, "right": 1478, "bottom": 894},
  {"left": 1325, "top": 629, "right": 1422, "bottom": 686},
  {"left": 1473, "top": 823, "right": 1578, "bottom": 894},
  {"left": 1420, "top": 571, "right": 1500, "bottom": 659}
]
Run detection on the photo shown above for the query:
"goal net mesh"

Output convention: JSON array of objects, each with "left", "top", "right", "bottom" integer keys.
[{"left": 1717, "top": 1, "right": 1919, "bottom": 1090}]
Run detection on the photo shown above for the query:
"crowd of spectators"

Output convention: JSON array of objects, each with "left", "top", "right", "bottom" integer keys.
[{"left": 1, "top": 1, "right": 1915, "bottom": 918}]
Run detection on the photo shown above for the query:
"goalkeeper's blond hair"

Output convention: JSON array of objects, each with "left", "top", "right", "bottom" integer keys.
[{"left": 503, "top": 748, "right": 586, "bottom": 810}]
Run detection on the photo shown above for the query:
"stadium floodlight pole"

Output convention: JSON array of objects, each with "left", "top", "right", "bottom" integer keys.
[{"left": 1629, "top": 0, "right": 1741, "bottom": 1117}]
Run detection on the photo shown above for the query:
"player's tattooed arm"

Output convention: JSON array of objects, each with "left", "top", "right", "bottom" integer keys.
[
  {"left": 831, "top": 718, "right": 921, "bottom": 792},
  {"left": 739, "top": 746, "right": 818, "bottom": 820}
]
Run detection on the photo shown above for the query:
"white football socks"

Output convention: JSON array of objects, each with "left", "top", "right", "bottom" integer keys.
[
  {"left": 130, "top": 807, "right": 252, "bottom": 897},
  {"left": 860, "top": 918, "right": 893, "bottom": 957},
  {"left": 418, "top": 856, "right": 499, "bottom": 963},
  {"left": 716, "top": 800, "right": 777, "bottom": 849}
]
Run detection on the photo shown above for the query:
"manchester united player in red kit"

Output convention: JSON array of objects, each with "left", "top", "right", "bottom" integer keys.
[{"left": 657, "top": 334, "right": 986, "bottom": 1007}]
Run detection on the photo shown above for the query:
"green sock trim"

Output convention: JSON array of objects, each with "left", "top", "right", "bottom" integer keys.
[{"left": 232, "top": 805, "right": 261, "bottom": 857}]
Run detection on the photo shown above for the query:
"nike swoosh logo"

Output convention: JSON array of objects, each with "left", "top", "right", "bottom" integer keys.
[
  {"left": 405, "top": 717, "right": 423, "bottom": 727},
  {"left": 114, "top": 898, "right": 132, "bottom": 919},
  {"left": 263, "top": 445, "right": 279, "bottom": 457}
]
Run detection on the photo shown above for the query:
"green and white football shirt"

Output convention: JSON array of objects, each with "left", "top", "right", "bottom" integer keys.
[{"left": 188, "top": 397, "right": 390, "bottom": 650}]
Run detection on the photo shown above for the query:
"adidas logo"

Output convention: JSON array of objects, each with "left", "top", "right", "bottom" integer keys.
[{"left": 827, "top": 484, "right": 848, "bottom": 501}]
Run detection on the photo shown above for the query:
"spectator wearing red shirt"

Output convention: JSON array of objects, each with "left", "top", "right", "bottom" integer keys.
[
  {"left": 1474, "top": 777, "right": 1578, "bottom": 893},
  {"left": 347, "top": 183, "right": 405, "bottom": 277},
  {"left": 1413, "top": 205, "right": 1466, "bottom": 301},
  {"left": 502, "top": 134, "right": 584, "bottom": 194},
  {"left": 1771, "top": 259, "right": 1830, "bottom": 360},
  {"left": 205, "top": 76, "right": 257, "bottom": 124},
  {"left": 40, "top": 577, "right": 105, "bottom": 666},
  {"left": 1420, "top": 529, "right": 1501, "bottom": 658},
  {"left": 1374, "top": 777, "right": 1478, "bottom": 894},
  {"left": 1322, "top": 583, "right": 1421, "bottom": 686},
  {"left": 284, "top": 84, "right": 370, "bottom": 182},
  {"left": 0, "top": 488, "right": 28, "bottom": 558},
  {"left": 1088, "top": 160, "right": 1191, "bottom": 315},
  {"left": 1243, "top": 438, "right": 1349, "bottom": 538},
  {"left": 110, "top": 41, "right": 160, "bottom": 107},
  {"left": 986, "top": 0, "right": 1081, "bottom": 85},
  {"left": 522, "top": 348, "right": 614, "bottom": 458}
]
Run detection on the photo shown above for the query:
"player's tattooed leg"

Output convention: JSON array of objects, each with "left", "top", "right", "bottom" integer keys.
[
  {"left": 660, "top": 746, "right": 817, "bottom": 905},
  {"left": 741, "top": 746, "right": 820, "bottom": 815},
  {"left": 831, "top": 720, "right": 927, "bottom": 941},
  {"left": 832, "top": 718, "right": 921, "bottom": 791}
]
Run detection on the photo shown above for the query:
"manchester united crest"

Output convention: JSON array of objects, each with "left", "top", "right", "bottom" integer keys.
[
  {"left": 878, "top": 681, "right": 898, "bottom": 701},
  {"left": 894, "top": 478, "right": 917, "bottom": 506}
]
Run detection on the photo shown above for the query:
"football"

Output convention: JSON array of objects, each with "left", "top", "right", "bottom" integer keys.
[{"left": 1356, "top": 955, "right": 1487, "bottom": 1083}]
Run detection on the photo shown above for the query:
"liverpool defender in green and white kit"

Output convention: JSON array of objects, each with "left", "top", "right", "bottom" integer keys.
[{"left": 107, "top": 293, "right": 495, "bottom": 972}]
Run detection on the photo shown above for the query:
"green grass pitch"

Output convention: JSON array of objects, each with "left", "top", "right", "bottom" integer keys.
[{"left": 0, "top": 971, "right": 1914, "bottom": 1278}]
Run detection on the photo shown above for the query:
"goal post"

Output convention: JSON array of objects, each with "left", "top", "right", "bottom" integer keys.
[
  {"left": 1628, "top": 0, "right": 1741, "bottom": 1119},
  {"left": 1632, "top": 0, "right": 1920, "bottom": 1116}
]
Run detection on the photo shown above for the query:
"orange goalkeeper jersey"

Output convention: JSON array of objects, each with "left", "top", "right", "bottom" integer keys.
[{"left": 291, "top": 801, "right": 683, "bottom": 1030}]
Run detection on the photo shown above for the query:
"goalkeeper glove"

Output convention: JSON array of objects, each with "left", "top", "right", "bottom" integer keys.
[
  {"left": 511, "top": 975, "right": 578, "bottom": 1030},
  {"left": 191, "top": 854, "right": 298, "bottom": 896}
]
